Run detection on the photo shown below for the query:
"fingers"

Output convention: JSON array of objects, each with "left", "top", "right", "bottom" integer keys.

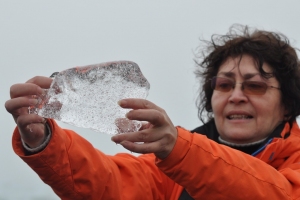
[
  {"left": 112, "top": 129, "right": 162, "bottom": 143},
  {"left": 111, "top": 130, "right": 163, "bottom": 154},
  {"left": 5, "top": 97, "right": 38, "bottom": 114},
  {"left": 115, "top": 98, "right": 177, "bottom": 158},
  {"left": 10, "top": 76, "right": 52, "bottom": 98},
  {"left": 111, "top": 129, "right": 176, "bottom": 159},
  {"left": 26, "top": 76, "right": 53, "bottom": 89},
  {"left": 126, "top": 109, "right": 167, "bottom": 126},
  {"left": 118, "top": 140, "right": 163, "bottom": 154},
  {"left": 119, "top": 98, "right": 170, "bottom": 126},
  {"left": 10, "top": 83, "right": 45, "bottom": 98},
  {"left": 139, "top": 122, "right": 153, "bottom": 130},
  {"left": 17, "top": 114, "right": 46, "bottom": 130},
  {"left": 9, "top": 76, "right": 51, "bottom": 99},
  {"left": 6, "top": 77, "right": 50, "bottom": 125},
  {"left": 118, "top": 98, "right": 163, "bottom": 111},
  {"left": 5, "top": 76, "right": 51, "bottom": 147},
  {"left": 111, "top": 125, "right": 177, "bottom": 156},
  {"left": 17, "top": 114, "right": 47, "bottom": 148}
]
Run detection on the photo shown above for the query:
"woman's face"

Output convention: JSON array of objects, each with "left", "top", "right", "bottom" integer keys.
[{"left": 211, "top": 55, "right": 286, "bottom": 144}]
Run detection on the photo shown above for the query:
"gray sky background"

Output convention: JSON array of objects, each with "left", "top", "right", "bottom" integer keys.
[{"left": 1, "top": 1, "right": 300, "bottom": 199}]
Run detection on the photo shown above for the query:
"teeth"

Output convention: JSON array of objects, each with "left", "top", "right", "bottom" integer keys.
[{"left": 228, "top": 115, "right": 251, "bottom": 119}]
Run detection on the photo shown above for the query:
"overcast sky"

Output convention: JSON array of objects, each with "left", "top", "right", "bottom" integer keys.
[{"left": 1, "top": 1, "right": 300, "bottom": 199}]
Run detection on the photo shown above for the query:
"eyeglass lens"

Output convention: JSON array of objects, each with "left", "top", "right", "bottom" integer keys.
[{"left": 211, "top": 76, "right": 268, "bottom": 95}]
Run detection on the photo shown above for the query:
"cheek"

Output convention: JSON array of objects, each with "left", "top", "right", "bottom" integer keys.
[
  {"left": 211, "top": 92, "right": 224, "bottom": 114},
  {"left": 211, "top": 93, "right": 217, "bottom": 112},
  {"left": 252, "top": 97, "right": 285, "bottom": 120}
]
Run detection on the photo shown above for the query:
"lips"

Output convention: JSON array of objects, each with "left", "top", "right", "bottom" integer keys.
[{"left": 227, "top": 114, "right": 253, "bottom": 119}]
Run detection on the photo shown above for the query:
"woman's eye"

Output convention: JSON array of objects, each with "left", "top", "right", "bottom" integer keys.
[
  {"left": 217, "top": 82, "right": 232, "bottom": 89},
  {"left": 245, "top": 82, "right": 264, "bottom": 90}
]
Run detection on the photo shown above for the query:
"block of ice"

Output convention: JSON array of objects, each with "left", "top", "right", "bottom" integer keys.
[{"left": 29, "top": 61, "right": 150, "bottom": 135}]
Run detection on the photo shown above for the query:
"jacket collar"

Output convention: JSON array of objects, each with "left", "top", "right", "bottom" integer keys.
[{"left": 192, "top": 119, "right": 286, "bottom": 155}]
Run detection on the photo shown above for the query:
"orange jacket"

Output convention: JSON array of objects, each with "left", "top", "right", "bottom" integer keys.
[{"left": 12, "top": 119, "right": 300, "bottom": 199}]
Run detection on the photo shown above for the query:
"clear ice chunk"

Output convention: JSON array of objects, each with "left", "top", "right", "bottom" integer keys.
[{"left": 28, "top": 61, "right": 150, "bottom": 135}]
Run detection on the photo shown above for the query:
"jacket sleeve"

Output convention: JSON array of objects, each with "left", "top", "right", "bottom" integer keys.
[
  {"left": 156, "top": 126, "right": 300, "bottom": 199},
  {"left": 12, "top": 119, "right": 178, "bottom": 200}
]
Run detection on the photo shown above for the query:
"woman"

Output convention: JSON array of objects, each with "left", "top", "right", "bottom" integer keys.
[{"left": 5, "top": 25, "right": 300, "bottom": 199}]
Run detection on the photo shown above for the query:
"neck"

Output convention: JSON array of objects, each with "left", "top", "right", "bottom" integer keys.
[{"left": 218, "top": 136, "right": 267, "bottom": 147}]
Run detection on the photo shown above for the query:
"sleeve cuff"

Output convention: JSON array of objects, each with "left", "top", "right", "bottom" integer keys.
[{"left": 21, "top": 123, "right": 52, "bottom": 154}]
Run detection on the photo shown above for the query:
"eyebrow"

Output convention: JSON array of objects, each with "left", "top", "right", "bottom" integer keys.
[{"left": 217, "top": 72, "right": 260, "bottom": 80}]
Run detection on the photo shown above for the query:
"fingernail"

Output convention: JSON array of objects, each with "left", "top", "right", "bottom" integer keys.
[
  {"left": 117, "top": 100, "right": 122, "bottom": 105},
  {"left": 111, "top": 136, "right": 117, "bottom": 142},
  {"left": 118, "top": 99, "right": 126, "bottom": 106},
  {"left": 29, "top": 99, "right": 38, "bottom": 106}
]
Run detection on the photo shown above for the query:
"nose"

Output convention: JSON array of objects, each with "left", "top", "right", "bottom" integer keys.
[{"left": 228, "top": 84, "right": 248, "bottom": 104}]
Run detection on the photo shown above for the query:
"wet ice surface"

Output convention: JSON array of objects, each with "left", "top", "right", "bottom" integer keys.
[{"left": 29, "top": 61, "right": 150, "bottom": 135}]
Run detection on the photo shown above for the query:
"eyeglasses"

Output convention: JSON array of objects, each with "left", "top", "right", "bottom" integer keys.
[{"left": 211, "top": 76, "right": 280, "bottom": 95}]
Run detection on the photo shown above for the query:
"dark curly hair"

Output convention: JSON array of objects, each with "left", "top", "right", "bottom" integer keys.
[{"left": 195, "top": 24, "right": 300, "bottom": 124}]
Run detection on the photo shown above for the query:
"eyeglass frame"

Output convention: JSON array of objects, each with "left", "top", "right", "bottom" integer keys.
[{"left": 210, "top": 76, "right": 281, "bottom": 95}]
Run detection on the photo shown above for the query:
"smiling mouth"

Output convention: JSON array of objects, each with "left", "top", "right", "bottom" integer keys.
[{"left": 227, "top": 115, "right": 253, "bottom": 119}]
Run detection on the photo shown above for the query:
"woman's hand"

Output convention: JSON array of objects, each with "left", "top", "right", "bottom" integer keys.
[
  {"left": 111, "top": 98, "right": 178, "bottom": 159},
  {"left": 5, "top": 76, "right": 53, "bottom": 148}
]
